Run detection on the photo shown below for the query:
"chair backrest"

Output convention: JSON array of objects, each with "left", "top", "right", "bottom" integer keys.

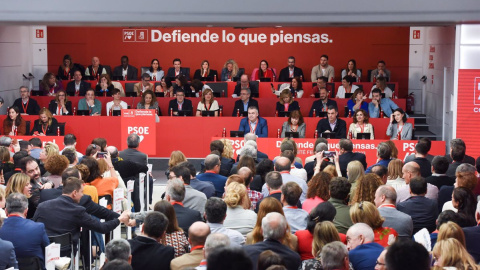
[
  {"left": 125, "top": 83, "right": 136, "bottom": 93},
  {"left": 141, "top": 67, "right": 150, "bottom": 75},
  {"left": 25, "top": 120, "right": 31, "bottom": 135},
  {"left": 49, "top": 232, "right": 72, "bottom": 247},
  {"left": 367, "top": 69, "right": 374, "bottom": 82},
  {"left": 250, "top": 68, "right": 259, "bottom": 81},
  {"left": 207, "top": 82, "right": 228, "bottom": 97},
  {"left": 58, "top": 122, "right": 66, "bottom": 135},
  {"left": 104, "top": 65, "right": 112, "bottom": 77},
  {"left": 387, "top": 83, "right": 396, "bottom": 92},
  {"left": 17, "top": 256, "right": 42, "bottom": 270}
]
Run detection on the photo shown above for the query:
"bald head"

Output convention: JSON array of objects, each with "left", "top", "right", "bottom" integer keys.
[
  {"left": 374, "top": 185, "right": 397, "bottom": 207},
  {"left": 238, "top": 167, "right": 253, "bottom": 187},
  {"left": 402, "top": 162, "right": 420, "bottom": 184},
  {"left": 106, "top": 146, "right": 118, "bottom": 158},
  {"left": 188, "top": 222, "right": 211, "bottom": 246},
  {"left": 275, "top": 157, "right": 291, "bottom": 172}
]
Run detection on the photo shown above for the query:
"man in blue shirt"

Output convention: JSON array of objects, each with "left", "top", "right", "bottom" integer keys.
[
  {"left": 368, "top": 88, "right": 399, "bottom": 118},
  {"left": 366, "top": 142, "right": 392, "bottom": 173},
  {"left": 196, "top": 154, "right": 228, "bottom": 197},
  {"left": 347, "top": 223, "right": 384, "bottom": 270},
  {"left": 238, "top": 106, "right": 268, "bottom": 138}
]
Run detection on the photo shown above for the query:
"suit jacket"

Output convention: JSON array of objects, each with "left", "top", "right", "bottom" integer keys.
[
  {"left": 12, "top": 98, "right": 40, "bottom": 115},
  {"left": 339, "top": 151, "right": 367, "bottom": 177},
  {"left": 30, "top": 118, "right": 59, "bottom": 136},
  {"left": 32, "top": 195, "right": 120, "bottom": 247},
  {"left": 112, "top": 159, "right": 148, "bottom": 180},
  {"left": 386, "top": 122, "right": 413, "bottom": 140},
  {"left": 445, "top": 155, "right": 476, "bottom": 166},
  {"left": 463, "top": 225, "right": 480, "bottom": 263},
  {"left": 232, "top": 99, "right": 259, "bottom": 116},
  {"left": 243, "top": 239, "right": 301, "bottom": 270},
  {"left": 311, "top": 64, "right": 335, "bottom": 82},
  {"left": 316, "top": 118, "right": 347, "bottom": 139},
  {"left": 425, "top": 175, "right": 454, "bottom": 190},
  {"left": 113, "top": 64, "right": 139, "bottom": 80},
  {"left": 275, "top": 101, "right": 300, "bottom": 114},
  {"left": 119, "top": 148, "right": 148, "bottom": 166},
  {"left": 48, "top": 100, "right": 73, "bottom": 115},
  {"left": 446, "top": 161, "right": 463, "bottom": 178},
  {"left": 349, "top": 242, "right": 384, "bottom": 270},
  {"left": 133, "top": 82, "right": 154, "bottom": 97},
  {"left": 193, "top": 69, "right": 218, "bottom": 81},
  {"left": 166, "top": 67, "right": 190, "bottom": 81},
  {"left": 128, "top": 236, "right": 174, "bottom": 270},
  {"left": 309, "top": 99, "right": 338, "bottom": 117},
  {"left": 84, "top": 65, "right": 108, "bottom": 78},
  {"left": 437, "top": 185, "right": 454, "bottom": 212},
  {"left": 378, "top": 206, "right": 413, "bottom": 238},
  {"left": 190, "top": 178, "right": 216, "bottom": 199},
  {"left": 168, "top": 99, "right": 194, "bottom": 115},
  {"left": 196, "top": 172, "right": 228, "bottom": 197},
  {"left": 170, "top": 249, "right": 204, "bottom": 270},
  {"left": 0, "top": 216, "right": 49, "bottom": 265},
  {"left": 281, "top": 122, "right": 306, "bottom": 138},
  {"left": 201, "top": 157, "right": 234, "bottom": 177},
  {"left": 234, "top": 82, "right": 259, "bottom": 97},
  {"left": 0, "top": 238, "right": 17, "bottom": 270},
  {"left": 397, "top": 196, "right": 438, "bottom": 234},
  {"left": 238, "top": 117, "right": 268, "bottom": 138},
  {"left": 173, "top": 203, "right": 202, "bottom": 236},
  {"left": 278, "top": 66, "right": 304, "bottom": 82},
  {"left": 66, "top": 80, "right": 90, "bottom": 96}
]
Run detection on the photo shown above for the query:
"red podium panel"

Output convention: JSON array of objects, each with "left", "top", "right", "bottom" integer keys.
[{"left": 121, "top": 109, "right": 156, "bottom": 155}]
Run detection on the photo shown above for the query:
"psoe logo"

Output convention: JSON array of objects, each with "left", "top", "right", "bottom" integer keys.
[
  {"left": 123, "top": 29, "right": 136, "bottom": 42},
  {"left": 136, "top": 29, "right": 148, "bottom": 42}
]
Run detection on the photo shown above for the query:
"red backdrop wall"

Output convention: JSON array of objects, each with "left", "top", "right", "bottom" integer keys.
[{"left": 47, "top": 26, "right": 410, "bottom": 96}]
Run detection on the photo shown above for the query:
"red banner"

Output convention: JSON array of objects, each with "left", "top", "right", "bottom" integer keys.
[
  {"left": 121, "top": 109, "right": 156, "bottom": 155},
  {"left": 214, "top": 137, "right": 446, "bottom": 166},
  {"left": 457, "top": 69, "right": 480, "bottom": 157}
]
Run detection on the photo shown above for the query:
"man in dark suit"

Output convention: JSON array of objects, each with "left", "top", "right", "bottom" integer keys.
[
  {"left": 233, "top": 74, "right": 259, "bottom": 97},
  {"left": 410, "top": 139, "right": 433, "bottom": 178},
  {"left": 166, "top": 58, "right": 190, "bottom": 81},
  {"left": 0, "top": 238, "right": 17, "bottom": 270},
  {"left": 425, "top": 156, "right": 454, "bottom": 189},
  {"left": 462, "top": 202, "right": 480, "bottom": 263},
  {"left": 196, "top": 154, "right": 228, "bottom": 197},
  {"left": 107, "top": 146, "right": 148, "bottom": 180},
  {"left": 243, "top": 212, "right": 301, "bottom": 270},
  {"left": 119, "top": 133, "right": 148, "bottom": 166},
  {"left": 167, "top": 88, "right": 193, "bottom": 116},
  {"left": 0, "top": 193, "right": 49, "bottom": 266},
  {"left": 113, "top": 55, "right": 138, "bottom": 80},
  {"left": 166, "top": 179, "right": 203, "bottom": 235},
  {"left": 232, "top": 87, "right": 259, "bottom": 116},
  {"left": 33, "top": 177, "right": 130, "bottom": 254},
  {"left": 12, "top": 86, "right": 40, "bottom": 115},
  {"left": 66, "top": 70, "right": 90, "bottom": 96},
  {"left": 238, "top": 106, "right": 268, "bottom": 138},
  {"left": 84, "top": 56, "right": 109, "bottom": 80},
  {"left": 338, "top": 139, "right": 367, "bottom": 176},
  {"left": 309, "top": 87, "right": 337, "bottom": 117},
  {"left": 445, "top": 138, "right": 476, "bottom": 166},
  {"left": 255, "top": 171, "right": 283, "bottom": 213},
  {"left": 200, "top": 140, "right": 234, "bottom": 177},
  {"left": 278, "top": 56, "right": 304, "bottom": 82},
  {"left": 316, "top": 105, "right": 347, "bottom": 139},
  {"left": 128, "top": 212, "right": 174, "bottom": 270},
  {"left": 446, "top": 139, "right": 474, "bottom": 178}
]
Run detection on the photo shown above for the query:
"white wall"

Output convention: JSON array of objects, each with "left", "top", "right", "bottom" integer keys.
[
  {"left": 0, "top": 25, "right": 47, "bottom": 114},
  {"left": 408, "top": 26, "right": 456, "bottom": 142}
]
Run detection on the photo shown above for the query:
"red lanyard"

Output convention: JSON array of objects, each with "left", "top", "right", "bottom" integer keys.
[
  {"left": 357, "top": 123, "right": 365, "bottom": 133},
  {"left": 57, "top": 105, "right": 62, "bottom": 115},
  {"left": 41, "top": 123, "right": 48, "bottom": 135},
  {"left": 92, "top": 68, "right": 97, "bottom": 78},
  {"left": 203, "top": 70, "right": 207, "bottom": 77},
  {"left": 286, "top": 206, "right": 298, "bottom": 209},
  {"left": 284, "top": 103, "right": 289, "bottom": 111},
  {"left": 191, "top": 245, "right": 204, "bottom": 252},
  {"left": 250, "top": 121, "right": 258, "bottom": 134},
  {"left": 153, "top": 75, "right": 156, "bottom": 81},
  {"left": 378, "top": 204, "right": 396, "bottom": 209},
  {"left": 397, "top": 124, "right": 404, "bottom": 138},
  {"left": 171, "top": 202, "right": 184, "bottom": 207},
  {"left": 22, "top": 100, "right": 29, "bottom": 113},
  {"left": 290, "top": 125, "right": 298, "bottom": 132},
  {"left": 205, "top": 102, "right": 211, "bottom": 111}
]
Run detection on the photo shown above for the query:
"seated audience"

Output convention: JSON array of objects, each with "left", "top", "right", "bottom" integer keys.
[
  {"left": 170, "top": 222, "right": 210, "bottom": 270},
  {"left": 223, "top": 182, "right": 257, "bottom": 236},
  {"left": 207, "top": 246, "right": 252, "bottom": 270},
  {"left": 12, "top": 86, "right": 40, "bottom": 115},
  {"left": 232, "top": 87, "right": 259, "bottom": 116},
  {"left": 281, "top": 182, "right": 308, "bottom": 233},
  {"left": 146, "top": 58, "right": 164, "bottom": 81},
  {"left": 78, "top": 88, "right": 102, "bottom": 116},
  {"left": 385, "top": 240, "right": 430, "bottom": 270},
  {"left": 165, "top": 179, "right": 202, "bottom": 235},
  {"left": 350, "top": 173, "right": 383, "bottom": 204},
  {"left": 426, "top": 155, "right": 454, "bottom": 189},
  {"left": 196, "top": 87, "right": 219, "bottom": 117},
  {"left": 193, "top": 60, "right": 218, "bottom": 81},
  {"left": 153, "top": 200, "right": 189, "bottom": 257},
  {"left": 204, "top": 197, "right": 245, "bottom": 246},
  {"left": 302, "top": 172, "right": 331, "bottom": 213},
  {"left": 221, "top": 59, "right": 243, "bottom": 81},
  {"left": 40, "top": 72, "right": 63, "bottom": 96},
  {"left": 309, "top": 86, "right": 338, "bottom": 117},
  {"left": 113, "top": 55, "right": 138, "bottom": 80},
  {"left": 346, "top": 223, "right": 384, "bottom": 270},
  {"left": 311, "top": 55, "right": 334, "bottom": 82},
  {"left": 278, "top": 56, "right": 304, "bottom": 83},
  {"left": 134, "top": 73, "right": 154, "bottom": 97},
  {"left": 300, "top": 223, "right": 343, "bottom": 270},
  {"left": 168, "top": 88, "right": 193, "bottom": 116},
  {"left": 369, "top": 76, "right": 393, "bottom": 98},
  {"left": 57, "top": 54, "right": 84, "bottom": 80},
  {"left": 370, "top": 60, "right": 391, "bottom": 82},
  {"left": 166, "top": 58, "right": 190, "bottom": 81},
  {"left": 104, "top": 238, "right": 132, "bottom": 264},
  {"left": 368, "top": 88, "right": 400, "bottom": 118},
  {"left": 95, "top": 74, "right": 115, "bottom": 96},
  {"left": 386, "top": 159, "right": 406, "bottom": 190},
  {"left": 3, "top": 106, "right": 27, "bottom": 135},
  {"left": 275, "top": 89, "right": 300, "bottom": 115},
  {"left": 280, "top": 110, "right": 305, "bottom": 138},
  {"left": 66, "top": 70, "right": 90, "bottom": 96},
  {"left": 49, "top": 90, "right": 72, "bottom": 115},
  {"left": 341, "top": 59, "right": 361, "bottom": 81},
  {"left": 316, "top": 105, "right": 347, "bottom": 139},
  {"left": 106, "top": 88, "right": 128, "bottom": 116},
  {"left": 336, "top": 75, "right": 358, "bottom": 98},
  {"left": 31, "top": 108, "right": 59, "bottom": 136},
  {"left": 432, "top": 238, "right": 478, "bottom": 269},
  {"left": 387, "top": 108, "right": 412, "bottom": 140},
  {"left": 396, "top": 161, "right": 438, "bottom": 203},
  {"left": 254, "top": 60, "right": 275, "bottom": 81},
  {"left": 374, "top": 185, "right": 413, "bottom": 238}
]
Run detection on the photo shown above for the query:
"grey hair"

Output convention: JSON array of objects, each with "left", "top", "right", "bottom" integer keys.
[
  {"left": 240, "top": 87, "right": 251, "bottom": 95},
  {"left": 166, "top": 178, "right": 185, "bottom": 202},
  {"left": 377, "top": 142, "right": 392, "bottom": 160},
  {"left": 241, "top": 145, "right": 257, "bottom": 158},
  {"left": 261, "top": 212, "right": 287, "bottom": 241},
  {"left": 105, "top": 239, "right": 131, "bottom": 261},
  {"left": 315, "top": 142, "right": 328, "bottom": 153},
  {"left": 347, "top": 223, "right": 374, "bottom": 242},
  {"left": 0, "top": 136, "right": 12, "bottom": 147},
  {"left": 320, "top": 241, "right": 348, "bottom": 270},
  {"left": 244, "top": 133, "right": 257, "bottom": 142},
  {"left": 6, "top": 193, "right": 28, "bottom": 214},
  {"left": 456, "top": 163, "right": 476, "bottom": 174},
  {"left": 376, "top": 185, "right": 397, "bottom": 204},
  {"left": 204, "top": 233, "right": 231, "bottom": 258},
  {"left": 244, "top": 140, "right": 257, "bottom": 149},
  {"left": 127, "top": 133, "right": 140, "bottom": 148},
  {"left": 204, "top": 154, "right": 220, "bottom": 171}
]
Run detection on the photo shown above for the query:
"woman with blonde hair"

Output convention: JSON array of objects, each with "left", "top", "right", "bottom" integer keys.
[
  {"left": 346, "top": 160, "right": 364, "bottom": 196},
  {"left": 224, "top": 174, "right": 251, "bottom": 209},
  {"left": 432, "top": 238, "right": 479, "bottom": 270},
  {"left": 350, "top": 173, "right": 383, "bottom": 204},
  {"left": 221, "top": 59, "right": 241, "bottom": 81},
  {"left": 386, "top": 159, "right": 405, "bottom": 190},
  {"left": 275, "top": 89, "right": 300, "bottom": 116},
  {"left": 220, "top": 138, "right": 234, "bottom": 159},
  {"left": 167, "top": 151, "right": 187, "bottom": 177},
  {"left": 246, "top": 197, "right": 298, "bottom": 251},
  {"left": 223, "top": 182, "right": 257, "bottom": 236},
  {"left": 299, "top": 221, "right": 341, "bottom": 270},
  {"left": 31, "top": 108, "right": 59, "bottom": 136},
  {"left": 5, "top": 173, "right": 32, "bottom": 198},
  {"left": 437, "top": 221, "right": 466, "bottom": 246},
  {"left": 350, "top": 201, "right": 397, "bottom": 247}
]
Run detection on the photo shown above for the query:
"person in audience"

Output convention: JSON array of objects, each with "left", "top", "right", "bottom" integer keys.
[
  {"left": 255, "top": 171, "right": 283, "bottom": 212},
  {"left": 311, "top": 55, "right": 334, "bottom": 82},
  {"left": 48, "top": 89, "right": 72, "bottom": 115},
  {"left": 103, "top": 259, "right": 132, "bottom": 270},
  {"left": 78, "top": 88, "right": 102, "bottom": 116},
  {"left": 324, "top": 177, "right": 352, "bottom": 235},
  {"left": 426, "top": 155, "right": 454, "bottom": 189},
  {"left": 369, "top": 76, "right": 394, "bottom": 98},
  {"left": 223, "top": 182, "right": 257, "bottom": 236},
  {"left": 337, "top": 139, "right": 367, "bottom": 177},
  {"left": 238, "top": 106, "right": 268, "bottom": 137},
  {"left": 275, "top": 89, "right": 299, "bottom": 115},
  {"left": 193, "top": 60, "right": 218, "bottom": 81},
  {"left": 5, "top": 172, "right": 32, "bottom": 200},
  {"left": 203, "top": 140, "right": 235, "bottom": 177},
  {"left": 371, "top": 164, "right": 388, "bottom": 184},
  {"left": 153, "top": 200, "right": 189, "bottom": 257},
  {"left": 0, "top": 193, "right": 49, "bottom": 266},
  {"left": 106, "top": 88, "right": 128, "bottom": 116},
  {"left": 448, "top": 187, "right": 477, "bottom": 227},
  {"left": 84, "top": 56, "right": 108, "bottom": 80},
  {"left": 439, "top": 165, "right": 475, "bottom": 211},
  {"left": 62, "top": 148, "right": 78, "bottom": 166},
  {"left": 299, "top": 222, "right": 342, "bottom": 270},
  {"left": 261, "top": 157, "right": 307, "bottom": 202},
  {"left": 350, "top": 201, "right": 398, "bottom": 247},
  {"left": 370, "top": 60, "right": 391, "bottom": 82},
  {"left": 196, "top": 233, "right": 231, "bottom": 270},
  {"left": 168, "top": 88, "right": 193, "bottom": 116},
  {"left": 309, "top": 86, "right": 338, "bottom": 117},
  {"left": 165, "top": 178, "right": 202, "bottom": 234},
  {"left": 365, "top": 142, "right": 392, "bottom": 172},
  {"left": 368, "top": 88, "right": 400, "bottom": 118},
  {"left": 278, "top": 56, "right": 304, "bottom": 82},
  {"left": 168, "top": 150, "right": 187, "bottom": 176},
  {"left": 221, "top": 59, "right": 242, "bottom": 81},
  {"left": 386, "top": 159, "right": 406, "bottom": 190},
  {"left": 232, "top": 87, "right": 259, "bottom": 116},
  {"left": 257, "top": 250, "right": 285, "bottom": 270},
  {"left": 254, "top": 59, "right": 275, "bottom": 81},
  {"left": 3, "top": 106, "right": 26, "bottom": 135},
  {"left": 113, "top": 55, "right": 138, "bottom": 80},
  {"left": 446, "top": 139, "right": 474, "bottom": 178},
  {"left": 119, "top": 133, "right": 148, "bottom": 166},
  {"left": 432, "top": 238, "right": 479, "bottom": 270},
  {"left": 157, "top": 77, "right": 174, "bottom": 96},
  {"left": 437, "top": 221, "right": 466, "bottom": 247},
  {"left": 280, "top": 110, "right": 305, "bottom": 139},
  {"left": 30, "top": 108, "right": 59, "bottom": 136},
  {"left": 397, "top": 176, "right": 438, "bottom": 233},
  {"left": 204, "top": 197, "right": 245, "bottom": 246},
  {"left": 44, "top": 154, "right": 69, "bottom": 187},
  {"left": 349, "top": 109, "right": 374, "bottom": 139},
  {"left": 374, "top": 185, "right": 413, "bottom": 238},
  {"left": 40, "top": 72, "right": 63, "bottom": 97},
  {"left": 289, "top": 76, "right": 304, "bottom": 97},
  {"left": 166, "top": 58, "right": 190, "bottom": 81},
  {"left": 207, "top": 246, "right": 252, "bottom": 270},
  {"left": 233, "top": 74, "right": 257, "bottom": 97},
  {"left": 346, "top": 223, "right": 384, "bottom": 270},
  {"left": 244, "top": 212, "right": 301, "bottom": 270},
  {"left": 0, "top": 237, "right": 17, "bottom": 269},
  {"left": 57, "top": 54, "right": 84, "bottom": 80},
  {"left": 133, "top": 73, "right": 153, "bottom": 97},
  {"left": 196, "top": 154, "right": 228, "bottom": 197},
  {"left": 303, "top": 171, "right": 331, "bottom": 213},
  {"left": 12, "top": 86, "right": 40, "bottom": 115},
  {"left": 310, "top": 76, "right": 331, "bottom": 97},
  {"left": 350, "top": 173, "right": 383, "bottom": 204},
  {"left": 238, "top": 167, "right": 263, "bottom": 210},
  {"left": 396, "top": 161, "right": 438, "bottom": 202},
  {"left": 66, "top": 69, "right": 91, "bottom": 97},
  {"left": 146, "top": 58, "right": 164, "bottom": 81},
  {"left": 170, "top": 164, "right": 207, "bottom": 214},
  {"left": 196, "top": 87, "right": 219, "bottom": 117},
  {"left": 170, "top": 221, "right": 210, "bottom": 270},
  {"left": 173, "top": 75, "right": 191, "bottom": 96},
  {"left": 462, "top": 200, "right": 480, "bottom": 262},
  {"left": 281, "top": 182, "right": 308, "bottom": 233},
  {"left": 318, "top": 241, "right": 350, "bottom": 270},
  {"left": 105, "top": 238, "right": 132, "bottom": 264},
  {"left": 94, "top": 74, "right": 115, "bottom": 96},
  {"left": 341, "top": 59, "right": 361, "bottom": 81},
  {"left": 315, "top": 105, "right": 347, "bottom": 139},
  {"left": 385, "top": 240, "right": 430, "bottom": 270},
  {"left": 387, "top": 108, "right": 412, "bottom": 140},
  {"left": 128, "top": 211, "right": 174, "bottom": 270},
  {"left": 136, "top": 89, "right": 160, "bottom": 114},
  {"left": 336, "top": 75, "right": 359, "bottom": 98},
  {"left": 179, "top": 161, "right": 216, "bottom": 199}
]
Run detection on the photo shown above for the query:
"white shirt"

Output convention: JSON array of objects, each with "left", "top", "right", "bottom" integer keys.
[
  {"left": 106, "top": 100, "right": 128, "bottom": 116},
  {"left": 336, "top": 85, "right": 359, "bottom": 98},
  {"left": 369, "top": 86, "right": 393, "bottom": 98}
]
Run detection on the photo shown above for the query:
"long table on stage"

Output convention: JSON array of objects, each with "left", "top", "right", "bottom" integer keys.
[{"left": 1, "top": 115, "right": 415, "bottom": 159}]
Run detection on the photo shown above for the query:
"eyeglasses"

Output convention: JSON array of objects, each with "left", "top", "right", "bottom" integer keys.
[
  {"left": 375, "top": 261, "right": 386, "bottom": 266},
  {"left": 58, "top": 94, "right": 66, "bottom": 97}
]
